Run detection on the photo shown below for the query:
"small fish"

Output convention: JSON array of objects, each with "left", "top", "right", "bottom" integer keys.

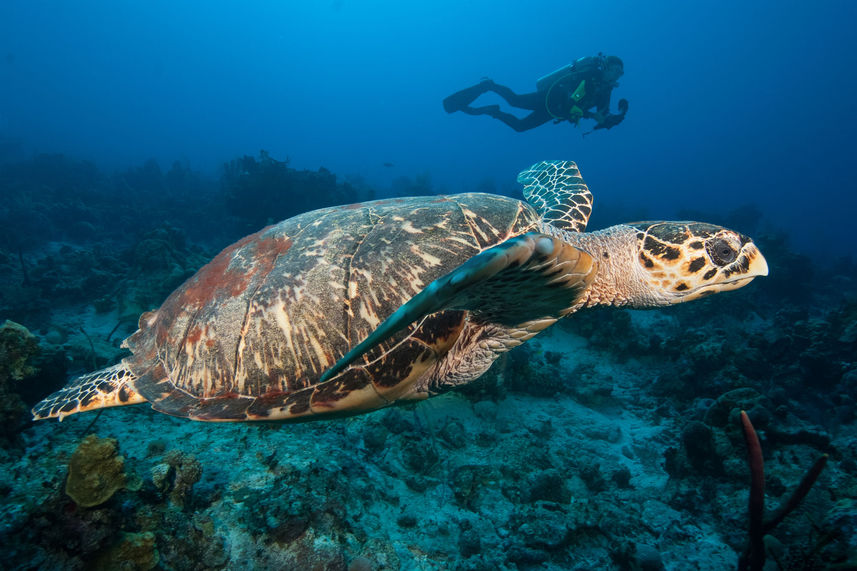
[{"left": 383, "top": 162, "right": 394, "bottom": 168}]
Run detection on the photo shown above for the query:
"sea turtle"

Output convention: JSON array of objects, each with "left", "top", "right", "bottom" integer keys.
[{"left": 33, "top": 160, "right": 768, "bottom": 423}]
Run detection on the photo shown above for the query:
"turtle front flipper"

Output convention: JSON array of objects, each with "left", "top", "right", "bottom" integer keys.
[
  {"left": 518, "top": 160, "right": 593, "bottom": 232},
  {"left": 32, "top": 364, "right": 145, "bottom": 421},
  {"left": 320, "top": 232, "right": 595, "bottom": 383}
]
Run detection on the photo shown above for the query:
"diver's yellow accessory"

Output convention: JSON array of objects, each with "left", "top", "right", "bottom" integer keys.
[
  {"left": 567, "top": 80, "right": 586, "bottom": 124},
  {"left": 570, "top": 80, "right": 586, "bottom": 102}
]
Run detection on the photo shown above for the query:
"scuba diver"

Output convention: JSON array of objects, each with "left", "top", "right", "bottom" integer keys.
[{"left": 443, "top": 54, "right": 628, "bottom": 134}]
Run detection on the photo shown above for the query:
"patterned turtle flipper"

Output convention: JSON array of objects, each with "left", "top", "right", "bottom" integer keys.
[
  {"left": 31, "top": 364, "right": 145, "bottom": 421},
  {"left": 320, "top": 232, "right": 595, "bottom": 383},
  {"left": 518, "top": 160, "right": 593, "bottom": 232}
]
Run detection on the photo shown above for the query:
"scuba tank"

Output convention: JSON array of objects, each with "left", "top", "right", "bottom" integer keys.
[
  {"left": 536, "top": 63, "right": 575, "bottom": 92},
  {"left": 535, "top": 55, "right": 603, "bottom": 92}
]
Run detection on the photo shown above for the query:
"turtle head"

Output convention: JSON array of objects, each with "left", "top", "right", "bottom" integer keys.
[{"left": 629, "top": 221, "right": 768, "bottom": 305}]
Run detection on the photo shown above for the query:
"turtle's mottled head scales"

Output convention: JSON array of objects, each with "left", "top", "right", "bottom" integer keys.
[{"left": 629, "top": 221, "right": 768, "bottom": 305}]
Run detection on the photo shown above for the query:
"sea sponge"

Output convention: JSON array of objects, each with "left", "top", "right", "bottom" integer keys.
[{"left": 65, "top": 434, "right": 127, "bottom": 507}]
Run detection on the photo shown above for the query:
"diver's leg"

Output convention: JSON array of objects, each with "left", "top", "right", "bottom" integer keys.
[
  {"left": 485, "top": 84, "right": 543, "bottom": 111},
  {"left": 469, "top": 106, "right": 552, "bottom": 132},
  {"left": 494, "top": 110, "right": 553, "bottom": 132},
  {"left": 445, "top": 80, "right": 552, "bottom": 131}
]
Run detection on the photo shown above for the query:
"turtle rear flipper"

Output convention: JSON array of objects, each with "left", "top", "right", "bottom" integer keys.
[
  {"left": 32, "top": 364, "right": 145, "bottom": 421},
  {"left": 320, "top": 232, "right": 595, "bottom": 382}
]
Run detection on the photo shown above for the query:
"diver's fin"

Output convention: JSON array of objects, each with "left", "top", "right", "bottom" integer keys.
[
  {"left": 32, "top": 364, "right": 145, "bottom": 421},
  {"left": 442, "top": 80, "right": 493, "bottom": 113},
  {"left": 320, "top": 232, "right": 595, "bottom": 382}
]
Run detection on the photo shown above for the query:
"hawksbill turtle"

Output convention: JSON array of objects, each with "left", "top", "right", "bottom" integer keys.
[{"left": 33, "top": 160, "right": 768, "bottom": 423}]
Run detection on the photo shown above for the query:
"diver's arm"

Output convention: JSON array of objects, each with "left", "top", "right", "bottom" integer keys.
[
  {"left": 588, "top": 78, "right": 627, "bottom": 129},
  {"left": 592, "top": 82, "right": 613, "bottom": 118}
]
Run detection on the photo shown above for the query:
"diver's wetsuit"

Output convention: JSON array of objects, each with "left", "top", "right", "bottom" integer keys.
[{"left": 443, "top": 56, "right": 625, "bottom": 133}]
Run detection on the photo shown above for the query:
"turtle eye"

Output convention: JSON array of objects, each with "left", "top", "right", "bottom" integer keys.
[{"left": 707, "top": 238, "right": 737, "bottom": 266}]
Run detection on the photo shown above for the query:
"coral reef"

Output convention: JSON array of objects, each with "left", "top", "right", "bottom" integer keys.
[
  {"left": 151, "top": 449, "right": 202, "bottom": 508},
  {"left": 111, "top": 224, "right": 210, "bottom": 322},
  {"left": 90, "top": 532, "right": 159, "bottom": 571},
  {"left": 0, "top": 320, "right": 41, "bottom": 440},
  {"left": 0, "top": 154, "right": 854, "bottom": 569},
  {"left": 222, "top": 150, "right": 359, "bottom": 231},
  {"left": 0, "top": 320, "right": 39, "bottom": 381}
]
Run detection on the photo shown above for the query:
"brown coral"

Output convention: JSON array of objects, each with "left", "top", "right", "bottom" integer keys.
[{"left": 65, "top": 434, "right": 127, "bottom": 507}]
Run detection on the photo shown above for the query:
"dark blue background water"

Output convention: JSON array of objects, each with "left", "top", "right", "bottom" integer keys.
[{"left": 1, "top": 1, "right": 855, "bottom": 259}]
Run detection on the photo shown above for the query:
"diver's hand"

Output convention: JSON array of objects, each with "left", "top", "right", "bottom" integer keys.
[
  {"left": 596, "top": 113, "right": 626, "bottom": 130},
  {"left": 618, "top": 98, "right": 629, "bottom": 114}
]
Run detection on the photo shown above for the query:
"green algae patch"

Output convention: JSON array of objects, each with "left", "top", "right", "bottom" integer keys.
[{"left": 65, "top": 434, "right": 127, "bottom": 507}]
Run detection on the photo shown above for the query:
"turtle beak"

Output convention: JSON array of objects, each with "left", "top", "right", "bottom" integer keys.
[
  {"left": 748, "top": 245, "right": 769, "bottom": 277},
  {"left": 717, "top": 242, "right": 769, "bottom": 289},
  {"left": 731, "top": 242, "right": 767, "bottom": 282}
]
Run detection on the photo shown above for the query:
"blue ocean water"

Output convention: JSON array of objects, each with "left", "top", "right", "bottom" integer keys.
[
  {"left": 0, "top": 1, "right": 856, "bottom": 569},
  {"left": 2, "top": 1, "right": 856, "bottom": 259}
]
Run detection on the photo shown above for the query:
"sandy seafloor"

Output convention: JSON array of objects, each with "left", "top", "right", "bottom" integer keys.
[{"left": 2, "top": 303, "right": 852, "bottom": 571}]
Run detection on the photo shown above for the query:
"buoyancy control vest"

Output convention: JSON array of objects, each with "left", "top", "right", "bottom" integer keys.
[{"left": 537, "top": 56, "right": 606, "bottom": 121}]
